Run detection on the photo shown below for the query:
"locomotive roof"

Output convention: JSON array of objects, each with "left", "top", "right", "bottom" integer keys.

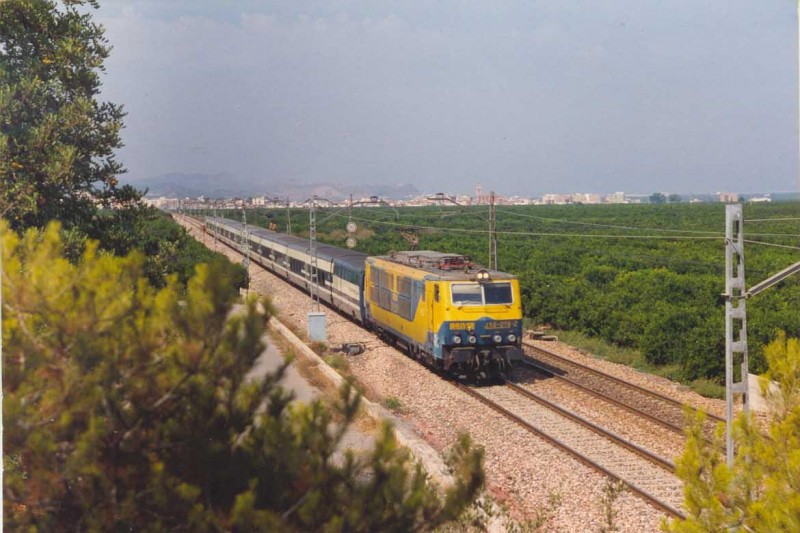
[
  {"left": 205, "top": 216, "right": 367, "bottom": 268},
  {"left": 369, "top": 251, "right": 516, "bottom": 281}
]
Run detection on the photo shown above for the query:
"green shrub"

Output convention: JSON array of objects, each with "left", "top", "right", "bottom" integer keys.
[{"left": 384, "top": 397, "right": 403, "bottom": 411}]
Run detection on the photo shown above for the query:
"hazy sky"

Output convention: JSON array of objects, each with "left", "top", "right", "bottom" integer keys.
[{"left": 95, "top": 1, "right": 799, "bottom": 196}]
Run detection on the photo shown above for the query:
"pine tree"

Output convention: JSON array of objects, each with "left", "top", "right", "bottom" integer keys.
[
  {"left": 665, "top": 332, "right": 800, "bottom": 531},
  {"left": 2, "top": 221, "right": 484, "bottom": 530}
]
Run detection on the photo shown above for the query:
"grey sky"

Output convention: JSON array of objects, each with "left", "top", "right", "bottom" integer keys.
[{"left": 95, "top": 1, "right": 798, "bottom": 196}]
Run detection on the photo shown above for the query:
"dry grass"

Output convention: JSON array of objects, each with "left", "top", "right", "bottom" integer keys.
[{"left": 266, "top": 328, "right": 382, "bottom": 438}]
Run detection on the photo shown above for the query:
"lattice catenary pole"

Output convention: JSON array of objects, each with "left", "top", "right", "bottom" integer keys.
[
  {"left": 489, "top": 191, "right": 498, "bottom": 270},
  {"left": 309, "top": 196, "right": 320, "bottom": 312},
  {"left": 241, "top": 207, "right": 251, "bottom": 292},
  {"left": 213, "top": 206, "right": 218, "bottom": 246},
  {"left": 724, "top": 204, "right": 749, "bottom": 466},
  {"left": 286, "top": 197, "right": 292, "bottom": 235}
]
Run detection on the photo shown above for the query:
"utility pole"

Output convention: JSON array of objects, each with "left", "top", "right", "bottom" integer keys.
[
  {"left": 489, "top": 191, "right": 498, "bottom": 270},
  {"left": 307, "top": 196, "right": 327, "bottom": 341},
  {"left": 241, "top": 207, "right": 251, "bottom": 294},
  {"left": 724, "top": 204, "right": 749, "bottom": 466},
  {"left": 723, "top": 204, "right": 800, "bottom": 466},
  {"left": 286, "top": 197, "right": 292, "bottom": 235},
  {"left": 212, "top": 205, "right": 218, "bottom": 246},
  {"left": 308, "top": 196, "right": 319, "bottom": 312},
  {"left": 348, "top": 194, "right": 354, "bottom": 227}
]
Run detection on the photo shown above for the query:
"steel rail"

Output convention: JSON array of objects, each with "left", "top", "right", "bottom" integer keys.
[
  {"left": 523, "top": 341, "right": 725, "bottom": 425},
  {"left": 504, "top": 381, "right": 675, "bottom": 472},
  {"left": 520, "top": 358, "right": 701, "bottom": 441},
  {"left": 455, "top": 382, "right": 685, "bottom": 520}
]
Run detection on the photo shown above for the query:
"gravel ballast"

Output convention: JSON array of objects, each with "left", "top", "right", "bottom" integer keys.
[{"left": 178, "top": 218, "right": 733, "bottom": 531}]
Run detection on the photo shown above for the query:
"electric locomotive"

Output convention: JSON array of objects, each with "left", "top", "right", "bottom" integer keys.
[
  {"left": 202, "top": 216, "right": 523, "bottom": 380},
  {"left": 364, "top": 251, "right": 523, "bottom": 381}
]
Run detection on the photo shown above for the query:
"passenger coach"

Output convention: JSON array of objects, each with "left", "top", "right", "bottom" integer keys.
[{"left": 204, "top": 217, "right": 368, "bottom": 323}]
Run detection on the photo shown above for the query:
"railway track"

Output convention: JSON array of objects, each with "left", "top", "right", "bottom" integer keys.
[
  {"left": 457, "top": 382, "right": 685, "bottom": 519},
  {"left": 177, "top": 214, "right": 689, "bottom": 519},
  {"left": 522, "top": 341, "right": 725, "bottom": 442},
  {"left": 181, "top": 215, "right": 205, "bottom": 231}
]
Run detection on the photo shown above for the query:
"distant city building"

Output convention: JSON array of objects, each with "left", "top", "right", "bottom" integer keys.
[
  {"left": 717, "top": 192, "right": 740, "bottom": 203},
  {"left": 547, "top": 193, "right": 567, "bottom": 204},
  {"left": 474, "top": 183, "right": 495, "bottom": 205},
  {"left": 505, "top": 196, "right": 534, "bottom": 205},
  {"left": 605, "top": 191, "right": 626, "bottom": 204},
  {"left": 144, "top": 197, "right": 179, "bottom": 210},
  {"left": 748, "top": 195, "right": 772, "bottom": 203},
  {"left": 571, "top": 193, "right": 601, "bottom": 204},
  {"left": 541, "top": 193, "right": 602, "bottom": 205},
  {"left": 623, "top": 194, "right": 648, "bottom": 204},
  {"left": 154, "top": 188, "right": 767, "bottom": 213}
]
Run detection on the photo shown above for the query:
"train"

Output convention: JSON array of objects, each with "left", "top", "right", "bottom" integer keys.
[{"left": 203, "top": 216, "right": 523, "bottom": 380}]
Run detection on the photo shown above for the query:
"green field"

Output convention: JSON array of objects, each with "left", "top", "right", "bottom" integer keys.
[{"left": 209, "top": 201, "right": 800, "bottom": 387}]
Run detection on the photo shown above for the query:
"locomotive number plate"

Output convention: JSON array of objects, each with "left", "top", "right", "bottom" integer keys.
[{"left": 486, "top": 321, "right": 515, "bottom": 329}]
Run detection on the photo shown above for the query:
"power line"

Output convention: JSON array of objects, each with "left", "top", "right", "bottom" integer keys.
[
  {"left": 495, "top": 207, "right": 724, "bottom": 236},
  {"left": 217, "top": 212, "right": 794, "bottom": 277},
  {"left": 743, "top": 239, "right": 800, "bottom": 252},
  {"left": 745, "top": 217, "right": 800, "bottom": 222},
  {"left": 743, "top": 232, "right": 800, "bottom": 238},
  {"left": 340, "top": 213, "right": 721, "bottom": 241}
]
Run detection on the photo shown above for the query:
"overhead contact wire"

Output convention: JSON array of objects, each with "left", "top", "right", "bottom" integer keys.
[
  {"left": 340, "top": 214, "right": 721, "bottom": 241},
  {"left": 495, "top": 208, "right": 724, "bottom": 236},
  {"left": 742, "top": 239, "right": 800, "bottom": 252},
  {"left": 745, "top": 217, "right": 800, "bottom": 222}
]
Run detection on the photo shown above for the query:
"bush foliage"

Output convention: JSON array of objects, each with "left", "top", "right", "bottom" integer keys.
[
  {"left": 2, "top": 222, "right": 484, "bottom": 530},
  {"left": 666, "top": 333, "right": 800, "bottom": 531}
]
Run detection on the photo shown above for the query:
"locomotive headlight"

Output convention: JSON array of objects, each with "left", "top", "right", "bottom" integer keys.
[
  {"left": 452, "top": 335, "right": 462, "bottom": 344},
  {"left": 468, "top": 335, "right": 477, "bottom": 344},
  {"left": 493, "top": 334, "right": 503, "bottom": 343},
  {"left": 507, "top": 334, "right": 517, "bottom": 343}
]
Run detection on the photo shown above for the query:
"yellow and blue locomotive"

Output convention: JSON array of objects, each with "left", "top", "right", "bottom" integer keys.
[
  {"left": 203, "top": 216, "right": 523, "bottom": 380},
  {"left": 365, "top": 251, "right": 523, "bottom": 380}
]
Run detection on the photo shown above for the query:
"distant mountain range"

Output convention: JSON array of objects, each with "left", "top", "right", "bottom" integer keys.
[{"left": 126, "top": 173, "right": 420, "bottom": 202}]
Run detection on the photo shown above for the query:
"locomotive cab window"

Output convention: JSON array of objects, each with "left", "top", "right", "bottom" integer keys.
[
  {"left": 451, "top": 282, "right": 513, "bottom": 305},
  {"left": 484, "top": 282, "right": 513, "bottom": 304},
  {"left": 451, "top": 284, "right": 482, "bottom": 305}
]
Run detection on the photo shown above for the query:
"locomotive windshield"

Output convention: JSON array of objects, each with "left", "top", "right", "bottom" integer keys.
[
  {"left": 484, "top": 282, "right": 513, "bottom": 304},
  {"left": 451, "top": 282, "right": 513, "bottom": 305},
  {"left": 451, "top": 284, "right": 482, "bottom": 304}
]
